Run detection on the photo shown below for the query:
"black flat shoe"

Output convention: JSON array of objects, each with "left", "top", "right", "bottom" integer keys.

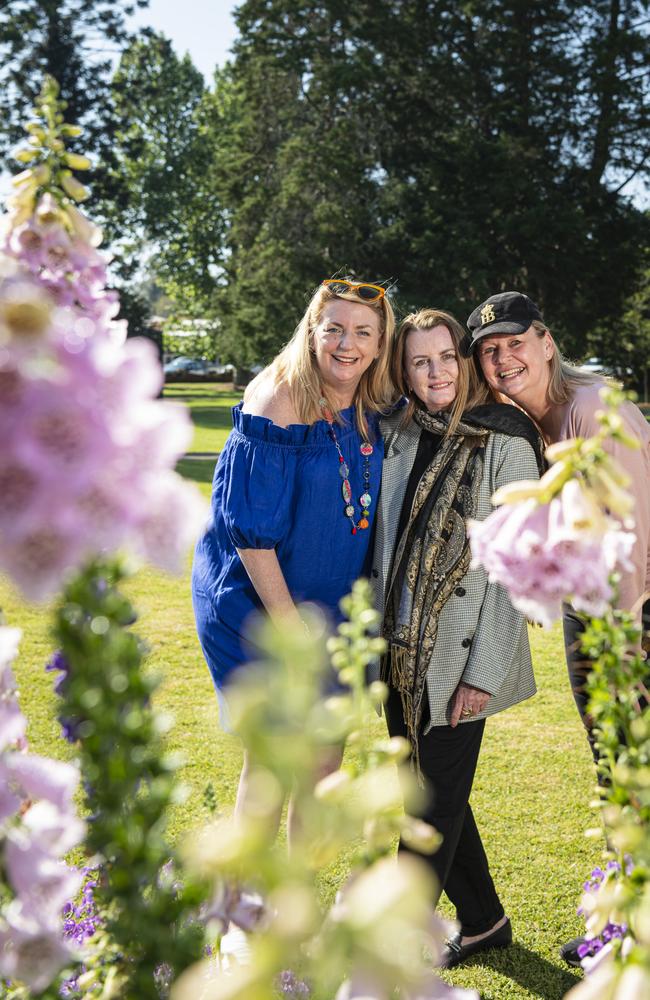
[
  {"left": 442, "top": 917, "right": 512, "bottom": 969},
  {"left": 559, "top": 935, "right": 587, "bottom": 968}
]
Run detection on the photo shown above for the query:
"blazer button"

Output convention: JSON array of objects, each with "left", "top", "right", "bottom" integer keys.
[
  {"left": 371, "top": 568, "right": 379, "bottom": 578},
  {"left": 455, "top": 586, "right": 466, "bottom": 597},
  {"left": 461, "top": 637, "right": 471, "bottom": 648}
]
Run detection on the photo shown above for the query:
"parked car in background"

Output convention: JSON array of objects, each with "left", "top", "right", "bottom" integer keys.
[
  {"left": 163, "top": 356, "right": 224, "bottom": 375},
  {"left": 205, "top": 362, "right": 235, "bottom": 377},
  {"left": 163, "top": 356, "right": 210, "bottom": 375},
  {"left": 163, "top": 357, "right": 237, "bottom": 382},
  {"left": 577, "top": 357, "right": 633, "bottom": 381}
]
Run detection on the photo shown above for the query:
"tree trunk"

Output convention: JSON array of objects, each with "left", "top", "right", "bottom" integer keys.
[{"left": 589, "top": 0, "right": 621, "bottom": 191}]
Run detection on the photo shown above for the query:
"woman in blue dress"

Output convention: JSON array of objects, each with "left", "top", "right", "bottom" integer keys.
[{"left": 192, "top": 278, "right": 396, "bottom": 809}]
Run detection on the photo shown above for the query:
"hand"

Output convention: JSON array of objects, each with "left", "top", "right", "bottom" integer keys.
[{"left": 449, "top": 682, "right": 491, "bottom": 728}]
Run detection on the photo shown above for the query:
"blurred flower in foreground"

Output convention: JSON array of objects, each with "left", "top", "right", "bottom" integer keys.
[
  {"left": 0, "top": 626, "right": 85, "bottom": 991},
  {"left": 0, "top": 77, "right": 206, "bottom": 600},
  {"left": 469, "top": 390, "right": 636, "bottom": 627},
  {"left": 565, "top": 939, "right": 650, "bottom": 1000},
  {"left": 174, "top": 585, "right": 477, "bottom": 1000},
  {"left": 575, "top": 864, "right": 628, "bottom": 963}
]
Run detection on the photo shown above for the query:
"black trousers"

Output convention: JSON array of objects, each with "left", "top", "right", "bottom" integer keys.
[
  {"left": 384, "top": 685, "right": 504, "bottom": 936},
  {"left": 563, "top": 598, "right": 650, "bottom": 768}
]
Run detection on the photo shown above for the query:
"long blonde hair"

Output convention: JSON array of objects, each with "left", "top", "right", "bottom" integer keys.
[
  {"left": 245, "top": 282, "right": 397, "bottom": 438},
  {"left": 395, "top": 308, "right": 490, "bottom": 436},
  {"left": 530, "top": 321, "right": 618, "bottom": 402}
]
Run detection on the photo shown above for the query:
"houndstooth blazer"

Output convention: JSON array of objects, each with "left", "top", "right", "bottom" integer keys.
[{"left": 370, "top": 411, "right": 538, "bottom": 728}]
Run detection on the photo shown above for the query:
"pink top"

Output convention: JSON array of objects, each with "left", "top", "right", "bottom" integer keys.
[{"left": 557, "top": 382, "right": 650, "bottom": 614}]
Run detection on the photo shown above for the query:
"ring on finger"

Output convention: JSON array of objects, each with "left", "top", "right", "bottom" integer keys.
[{"left": 460, "top": 707, "right": 474, "bottom": 718}]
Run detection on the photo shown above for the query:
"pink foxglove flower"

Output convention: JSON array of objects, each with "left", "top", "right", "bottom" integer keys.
[
  {"left": 5, "top": 831, "right": 83, "bottom": 918},
  {"left": 2, "top": 752, "right": 80, "bottom": 812},
  {"left": 469, "top": 478, "right": 636, "bottom": 628},
  {"left": 0, "top": 215, "right": 207, "bottom": 598},
  {"left": 0, "top": 626, "right": 25, "bottom": 754},
  {"left": 22, "top": 799, "right": 86, "bottom": 856},
  {"left": 0, "top": 698, "right": 27, "bottom": 753},
  {"left": 0, "top": 901, "right": 78, "bottom": 993},
  {"left": 0, "top": 626, "right": 86, "bottom": 991}
]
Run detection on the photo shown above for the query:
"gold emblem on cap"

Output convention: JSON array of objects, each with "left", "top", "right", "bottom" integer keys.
[{"left": 480, "top": 304, "right": 496, "bottom": 326}]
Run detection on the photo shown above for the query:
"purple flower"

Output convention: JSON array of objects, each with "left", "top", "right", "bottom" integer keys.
[
  {"left": 45, "top": 649, "right": 69, "bottom": 687},
  {"left": 45, "top": 651, "right": 82, "bottom": 742},
  {"left": 278, "top": 970, "right": 312, "bottom": 998},
  {"left": 153, "top": 962, "right": 173, "bottom": 998}
]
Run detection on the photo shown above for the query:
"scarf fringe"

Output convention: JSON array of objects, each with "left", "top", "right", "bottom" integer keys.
[{"left": 388, "top": 644, "right": 425, "bottom": 785}]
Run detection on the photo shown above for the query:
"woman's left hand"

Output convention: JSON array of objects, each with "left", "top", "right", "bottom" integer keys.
[{"left": 450, "top": 682, "right": 491, "bottom": 728}]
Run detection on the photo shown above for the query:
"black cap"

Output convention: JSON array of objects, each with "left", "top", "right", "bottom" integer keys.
[{"left": 466, "top": 292, "right": 543, "bottom": 354}]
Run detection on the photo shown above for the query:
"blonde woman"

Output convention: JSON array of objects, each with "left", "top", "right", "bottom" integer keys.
[
  {"left": 192, "top": 277, "right": 395, "bottom": 772},
  {"left": 468, "top": 291, "right": 650, "bottom": 966},
  {"left": 468, "top": 291, "right": 649, "bottom": 754},
  {"left": 372, "top": 308, "right": 543, "bottom": 967}
]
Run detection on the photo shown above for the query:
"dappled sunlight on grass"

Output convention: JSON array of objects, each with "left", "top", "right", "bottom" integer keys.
[{"left": 164, "top": 384, "right": 241, "bottom": 453}]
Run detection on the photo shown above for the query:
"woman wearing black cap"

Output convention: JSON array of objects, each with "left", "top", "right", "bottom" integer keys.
[{"left": 467, "top": 291, "right": 650, "bottom": 964}]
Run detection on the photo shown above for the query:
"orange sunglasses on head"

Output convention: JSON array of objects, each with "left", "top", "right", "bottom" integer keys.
[{"left": 322, "top": 279, "right": 386, "bottom": 302}]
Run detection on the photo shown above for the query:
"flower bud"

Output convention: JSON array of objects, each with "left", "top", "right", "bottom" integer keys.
[
  {"left": 559, "top": 479, "right": 608, "bottom": 535},
  {"left": 545, "top": 438, "right": 583, "bottom": 462},
  {"left": 400, "top": 815, "right": 441, "bottom": 853},
  {"left": 590, "top": 466, "right": 635, "bottom": 519},
  {"left": 61, "top": 173, "right": 90, "bottom": 202},
  {"left": 14, "top": 148, "right": 40, "bottom": 164},
  {"left": 63, "top": 202, "right": 103, "bottom": 247},
  {"left": 599, "top": 454, "right": 631, "bottom": 489},
  {"left": 491, "top": 479, "right": 545, "bottom": 506},
  {"left": 36, "top": 192, "right": 63, "bottom": 225},
  {"left": 314, "top": 769, "right": 351, "bottom": 801},
  {"left": 64, "top": 152, "right": 92, "bottom": 170},
  {"left": 538, "top": 459, "right": 574, "bottom": 502}
]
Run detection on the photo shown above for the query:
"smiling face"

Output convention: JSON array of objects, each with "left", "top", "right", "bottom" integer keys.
[
  {"left": 404, "top": 324, "right": 459, "bottom": 413},
  {"left": 312, "top": 298, "right": 382, "bottom": 406},
  {"left": 475, "top": 325, "right": 553, "bottom": 413}
]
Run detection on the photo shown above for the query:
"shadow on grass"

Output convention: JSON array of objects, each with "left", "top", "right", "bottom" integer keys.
[
  {"left": 176, "top": 458, "right": 216, "bottom": 485},
  {"left": 163, "top": 389, "right": 240, "bottom": 401},
  {"left": 189, "top": 405, "right": 237, "bottom": 434},
  {"left": 465, "top": 942, "right": 580, "bottom": 999}
]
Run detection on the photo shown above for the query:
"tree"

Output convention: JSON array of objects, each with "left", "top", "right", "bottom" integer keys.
[
  {"left": 104, "top": 32, "right": 225, "bottom": 352},
  {"left": 594, "top": 256, "right": 650, "bottom": 400},
  {"left": 0, "top": 0, "right": 149, "bottom": 169},
  {"left": 198, "top": 1, "right": 401, "bottom": 365},
  {"left": 204, "top": 0, "right": 650, "bottom": 364}
]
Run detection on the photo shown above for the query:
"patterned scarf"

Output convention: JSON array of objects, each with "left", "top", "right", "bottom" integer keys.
[{"left": 380, "top": 403, "right": 543, "bottom": 769}]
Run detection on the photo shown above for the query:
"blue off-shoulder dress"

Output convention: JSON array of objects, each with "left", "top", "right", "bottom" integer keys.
[{"left": 191, "top": 403, "right": 383, "bottom": 706}]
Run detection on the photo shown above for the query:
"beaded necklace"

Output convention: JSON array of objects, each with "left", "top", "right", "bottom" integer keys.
[{"left": 319, "top": 397, "right": 373, "bottom": 535}]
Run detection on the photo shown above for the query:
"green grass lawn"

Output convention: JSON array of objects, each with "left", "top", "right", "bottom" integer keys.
[
  {"left": 163, "top": 384, "right": 241, "bottom": 453},
  {"left": 2, "top": 385, "right": 603, "bottom": 999}
]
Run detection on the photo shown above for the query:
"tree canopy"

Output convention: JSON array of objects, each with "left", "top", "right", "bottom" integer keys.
[
  {"left": 0, "top": 0, "right": 149, "bottom": 165},
  {"left": 2, "top": 1, "right": 648, "bottom": 373},
  {"left": 204, "top": 0, "right": 650, "bottom": 363}
]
